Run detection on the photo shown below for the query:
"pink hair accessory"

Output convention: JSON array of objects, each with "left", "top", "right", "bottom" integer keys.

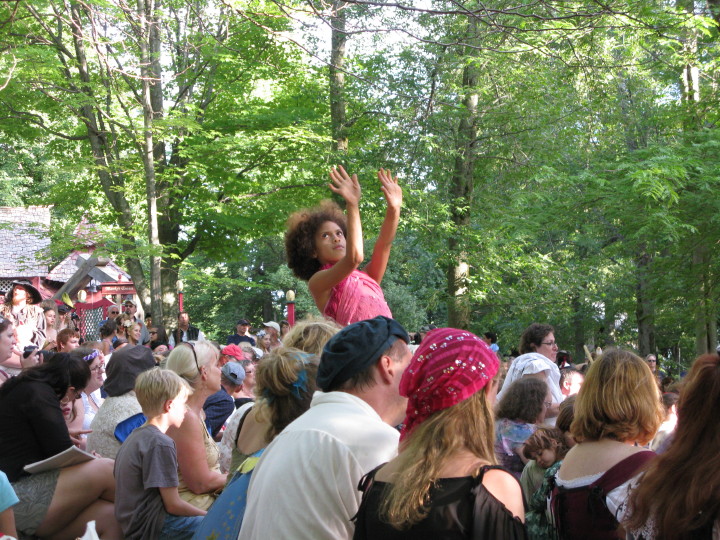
[{"left": 399, "top": 327, "right": 499, "bottom": 440}]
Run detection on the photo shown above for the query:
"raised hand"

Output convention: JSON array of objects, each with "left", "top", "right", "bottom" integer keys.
[
  {"left": 329, "top": 165, "right": 361, "bottom": 206},
  {"left": 378, "top": 168, "right": 402, "bottom": 210}
]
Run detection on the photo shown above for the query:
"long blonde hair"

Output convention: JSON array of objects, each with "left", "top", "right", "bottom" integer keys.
[{"left": 380, "top": 391, "right": 497, "bottom": 528}]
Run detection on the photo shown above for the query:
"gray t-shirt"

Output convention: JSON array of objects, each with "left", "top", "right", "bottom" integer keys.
[{"left": 114, "top": 424, "right": 178, "bottom": 539}]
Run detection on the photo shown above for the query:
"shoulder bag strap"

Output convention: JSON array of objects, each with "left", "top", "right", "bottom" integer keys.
[{"left": 233, "top": 405, "right": 255, "bottom": 446}]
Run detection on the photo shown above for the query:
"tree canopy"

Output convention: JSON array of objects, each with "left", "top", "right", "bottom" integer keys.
[{"left": 1, "top": 0, "right": 718, "bottom": 367}]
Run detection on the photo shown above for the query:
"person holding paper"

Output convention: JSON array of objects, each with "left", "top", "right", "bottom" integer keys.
[{"left": 0, "top": 353, "right": 122, "bottom": 539}]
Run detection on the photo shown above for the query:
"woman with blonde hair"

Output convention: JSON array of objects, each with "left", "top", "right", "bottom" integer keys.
[
  {"left": 353, "top": 328, "right": 526, "bottom": 538},
  {"left": 624, "top": 351, "right": 720, "bottom": 539},
  {"left": 127, "top": 322, "right": 143, "bottom": 346},
  {"left": 166, "top": 340, "right": 227, "bottom": 510},
  {"left": 550, "top": 348, "right": 663, "bottom": 539}
]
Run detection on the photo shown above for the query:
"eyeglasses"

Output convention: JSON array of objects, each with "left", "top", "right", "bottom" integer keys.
[
  {"left": 91, "top": 363, "right": 105, "bottom": 373},
  {"left": 149, "top": 331, "right": 157, "bottom": 335},
  {"left": 109, "top": 311, "right": 119, "bottom": 315},
  {"left": 541, "top": 341, "right": 558, "bottom": 347},
  {"left": 184, "top": 342, "right": 201, "bottom": 374}
]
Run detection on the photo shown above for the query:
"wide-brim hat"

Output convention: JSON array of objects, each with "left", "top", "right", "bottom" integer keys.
[{"left": 5, "top": 280, "right": 42, "bottom": 305}]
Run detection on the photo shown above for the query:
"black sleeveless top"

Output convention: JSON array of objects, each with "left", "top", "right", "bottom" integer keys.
[{"left": 353, "top": 465, "right": 527, "bottom": 540}]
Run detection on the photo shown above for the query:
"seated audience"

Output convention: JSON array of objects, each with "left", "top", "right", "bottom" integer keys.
[
  {"left": 166, "top": 341, "right": 227, "bottom": 510},
  {"left": 522, "top": 427, "right": 571, "bottom": 539},
  {"left": 218, "top": 317, "right": 340, "bottom": 474},
  {"left": 203, "top": 362, "right": 246, "bottom": 439},
  {"left": 48, "top": 327, "right": 80, "bottom": 353},
  {"left": 0, "top": 470, "right": 18, "bottom": 539},
  {"left": 499, "top": 323, "right": 563, "bottom": 422},
  {"left": 649, "top": 392, "right": 678, "bottom": 452},
  {"left": 559, "top": 367, "right": 584, "bottom": 399},
  {"left": 42, "top": 303, "right": 58, "bottom": 349},
  {"left": 114, "top": 368, "right": 206, "bottom": 539},
  {"left": 0, "top": 317, "right": 18, "bottom": 386},
  {"left": 99, "top": 320, "right": 117, "bottom": 355},
  {"left": 239, "top": 316, "right": 411, "bottom": 540},
  {"left": 87, "top": 345, "right": 156, "bottom": 458},
  {"left": 149, "top": 325, "right": 169, "bottom": 353},
  {"left": 353, "top": 327, "right": 525, "bottom": 539},
  {"left": 226, "top": 319, "right": 256, "bottom": 347},
  {"left": 65, "top": 348, "right": 105, "bottom": 448},
  {"left": 550, "top": 349, "right": 663, "bottom": 539},
  {"left": 624, "top": 351, "right": 720, "bottom": 539},
  {"left": 197, "top": 347, "right": 319, "bottom": 539},
  {"left": 128, "top": 322, "right": 143, "bottom": 346},
  {"left": 0, "top": 354, "right": 122, "bottom": 539},
  {"left": 495, "top": 377, "right": 551, "bottom": 478}
]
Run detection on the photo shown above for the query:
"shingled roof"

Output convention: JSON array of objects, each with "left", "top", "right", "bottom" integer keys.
[{"left": 0, "top": 206, "right": 51, "bottom": 278}]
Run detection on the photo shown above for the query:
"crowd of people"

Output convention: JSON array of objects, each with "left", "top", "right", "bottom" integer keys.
[
  {"left": 0, "top": 304, "right": 717, "bottom": 539},
  {"left": 0, "top": 168, "right": 717, "bottom": 539}
]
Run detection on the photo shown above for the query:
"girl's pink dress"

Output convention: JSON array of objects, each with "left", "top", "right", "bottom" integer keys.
[{"left": 321, "top": 264, "right": 392, "bottom": 326}]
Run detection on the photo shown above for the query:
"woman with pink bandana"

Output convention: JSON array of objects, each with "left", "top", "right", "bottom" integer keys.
[{"left": 353, "top": 328, "right": 527, "bottom": 539}]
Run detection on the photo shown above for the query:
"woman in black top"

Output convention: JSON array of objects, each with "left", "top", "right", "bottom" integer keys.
[
  {"left": 0, "top": 354, "right": 122, "bottom": 539},
  {"left": 354, "top": 328, "right": 527, "bottom": 539}
]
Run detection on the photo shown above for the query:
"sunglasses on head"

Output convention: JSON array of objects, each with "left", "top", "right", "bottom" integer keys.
[{"left": 184, "top": 342, "right": 201, "bottom": 374}]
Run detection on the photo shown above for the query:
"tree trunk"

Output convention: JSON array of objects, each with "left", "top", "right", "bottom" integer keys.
[
  {"left": 635, "top": 251, "right": 655, "bottom": 356},
  {"left": 329, "top": 0, "right": 348, "bottom": 154},
  {"left": 67, "top": 1, "right": 151, "bottom": 305},
  {"left": 571, "top": 295, "right": 585, "bottom": 362},
  {"left": 678, "top": 0, "right": 716, "bottom": 352},
  {"left": 692, "top": 244, "right": 717, "bottom": 354},
  {"left": 137, "top": 0, "right": 164, "bottom": 323},
  {"left": 447, "top": 20, "right": 480, "bottom": 330}
]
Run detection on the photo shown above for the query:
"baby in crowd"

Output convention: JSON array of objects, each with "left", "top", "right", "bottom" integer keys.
[{"left": 114, "top": 368, "right": 206, "bottom": 540}]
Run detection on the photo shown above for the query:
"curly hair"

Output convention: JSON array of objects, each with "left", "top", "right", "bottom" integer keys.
[
  {"left": 496, "top": 377, "right": 548, "bottom": 424},
  {"left": 522, "top": 426, "right": 570, "bottom": 461},
  {"left": 519, "top": 323, "right": 554, "bottom": 354},
  {"left": 285, "top": 200, "right": 347, "bottom": 281}
]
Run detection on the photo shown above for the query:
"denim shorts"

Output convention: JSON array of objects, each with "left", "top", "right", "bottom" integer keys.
[{"left": 157, "top": 513, "right": 204, "bottom": 540}]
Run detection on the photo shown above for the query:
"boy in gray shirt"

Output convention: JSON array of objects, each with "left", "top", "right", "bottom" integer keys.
[{"left": 114, "top": 368, "right": 206, "bottom": 539}]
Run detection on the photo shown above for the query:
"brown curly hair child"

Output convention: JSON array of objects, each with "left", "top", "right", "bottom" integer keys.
[{"left": 283, "top": 166, "right": 402, "bottom": 326}]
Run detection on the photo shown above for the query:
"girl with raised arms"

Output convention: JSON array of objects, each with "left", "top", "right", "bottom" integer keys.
[{"left": 285, "top": 166, "right": 401, "bottom": 326}]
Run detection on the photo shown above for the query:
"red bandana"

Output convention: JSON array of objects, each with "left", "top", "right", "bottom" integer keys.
[{"left": 400, "top": 328, "right": 499, "bottom": 440}]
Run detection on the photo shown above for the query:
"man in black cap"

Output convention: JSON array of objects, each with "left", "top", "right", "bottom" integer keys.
[
  {"left": 240, "top": 316, "right": 412, "bottom": 540},
  {"left": 226, "top": 319, "right": 256, "bottom": 346}
]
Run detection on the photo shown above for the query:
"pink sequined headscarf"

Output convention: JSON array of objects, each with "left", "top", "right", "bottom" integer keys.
[{"left": 399, "top": 328, "right": 499, "bottom": 441}]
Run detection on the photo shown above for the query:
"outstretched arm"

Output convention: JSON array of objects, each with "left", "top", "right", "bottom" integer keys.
[
  {"left": 308, "top": 166, "right": 364, "bottom": 313},
  {"left": 363, "top": 168, "right": 402, "bottom": 285}
]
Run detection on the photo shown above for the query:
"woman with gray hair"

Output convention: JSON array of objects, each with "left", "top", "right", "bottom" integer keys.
[{"left": 166, "top": 340, "right": 227, "bottom": 510}]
